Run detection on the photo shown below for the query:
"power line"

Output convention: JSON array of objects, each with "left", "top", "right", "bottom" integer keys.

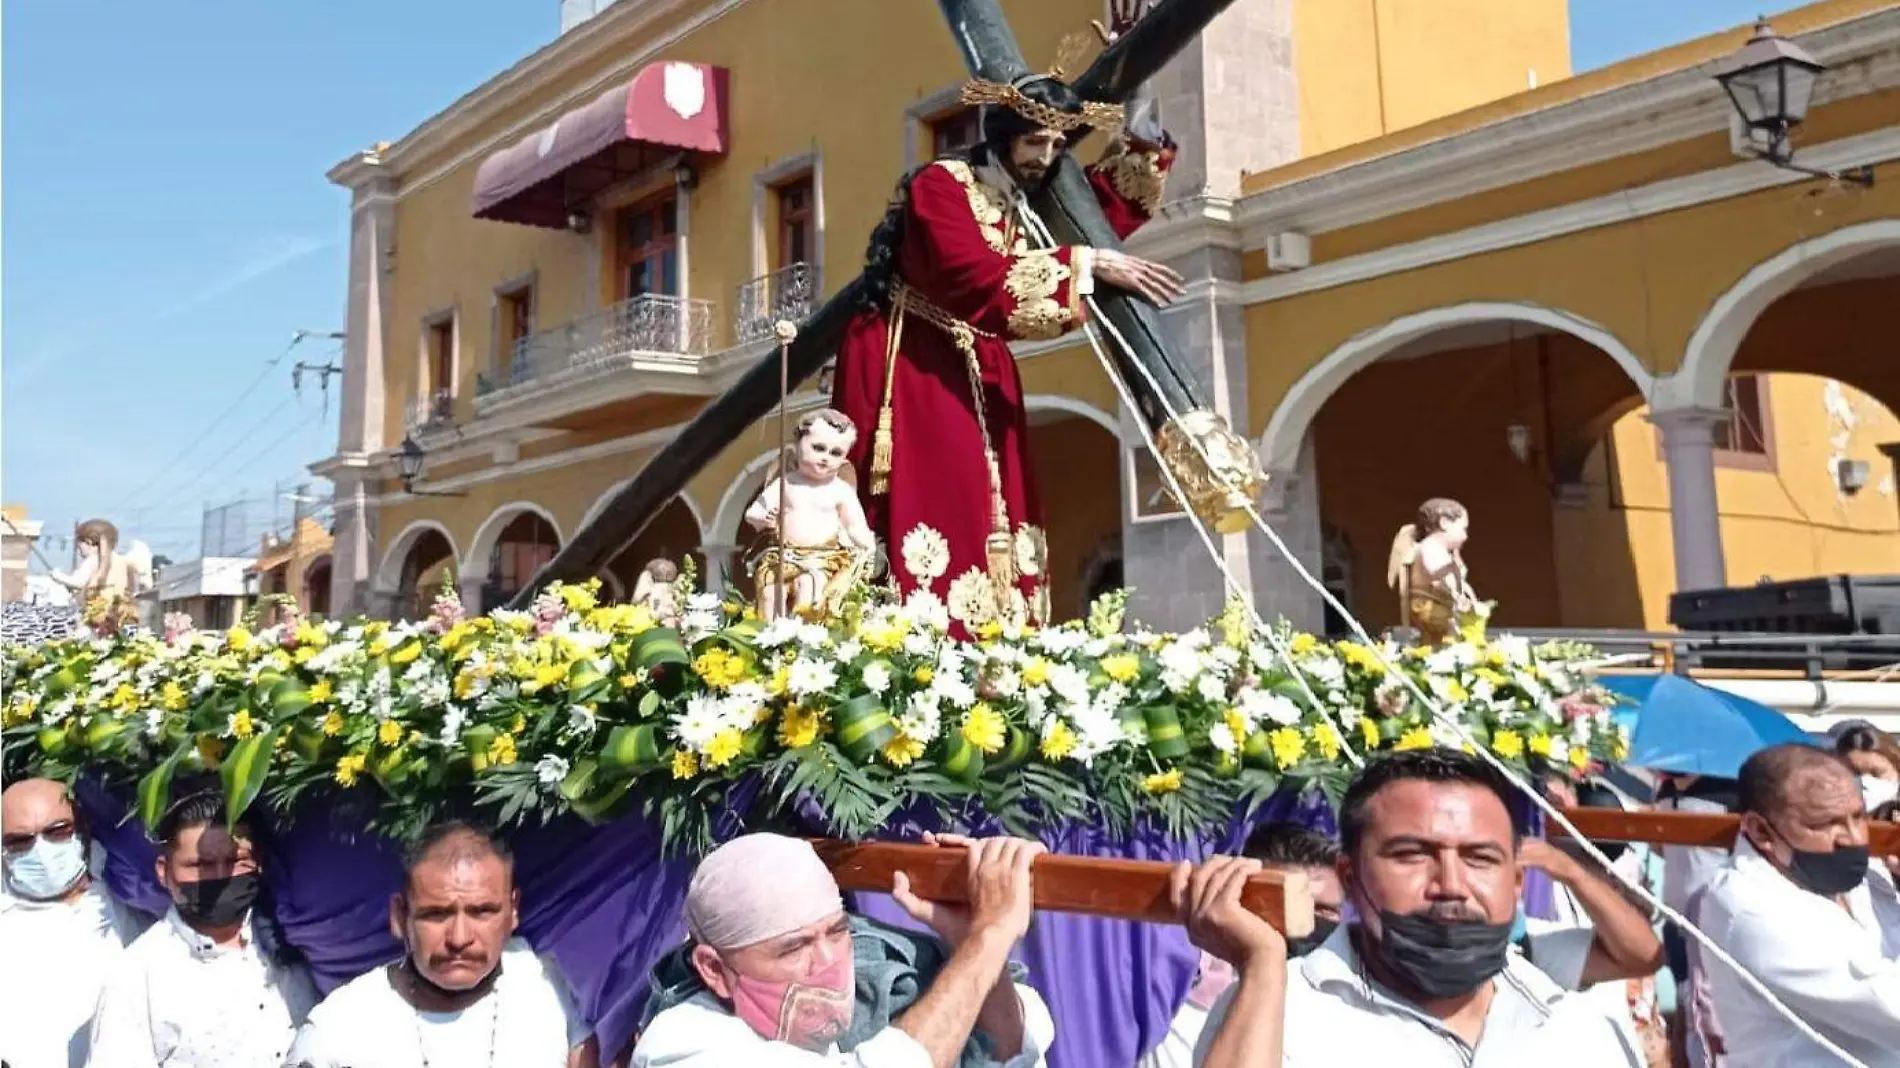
[{"left": 124, "top": 394, "right": 301, "bottom": 514}]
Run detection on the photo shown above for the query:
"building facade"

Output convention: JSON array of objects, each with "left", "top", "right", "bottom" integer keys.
[{"left": 317, "top": 0, "right": 1900, "bottom": 634}]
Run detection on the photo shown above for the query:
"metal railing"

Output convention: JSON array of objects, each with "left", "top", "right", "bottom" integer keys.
[
  {"left": 501, "top": 293, "right": 714, "bottom": 392},
  {"left": 733, "top": 263, "right": 816, "bottom": 344},
  {"left": 406, "top": 388, "right": 454, "bottom": 432}
]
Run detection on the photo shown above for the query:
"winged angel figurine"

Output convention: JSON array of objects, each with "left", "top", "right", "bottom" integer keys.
[{"left": 744, "top": 408, "right": 878, "bottom": 621}]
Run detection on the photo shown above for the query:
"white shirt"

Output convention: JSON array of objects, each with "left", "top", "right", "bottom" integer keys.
[
  {"left": 1195, "top": 924, "right": 1643, "bottom": 1067},
  {"left": 284, "top": 939, "right": 591, "bottom": 1068},
  {"left": 88, "top": 907, "right": 319, "bottom": 1068},
  {"left": 1657, "top": 794, "right": 1732, "bottom": 915},
  {"left": 0, "top": 879, "right": 146, "bottom": 1068},
  {"left": 632, "top": 982, "right": 1055, "bottom": 1068},
  {"left": 1695, "top": 838, "right": 1900, "bottom": 1068}
]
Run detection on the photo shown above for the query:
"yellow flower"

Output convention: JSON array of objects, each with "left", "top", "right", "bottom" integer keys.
[
  {"left": 616, "top": 674, "right": 640, "bottom": 691},
  {"left": 558, "top": 582, "right": 598, "bottom": 613},
  {"left": 1223, "top": 708, "right": 1249, "bottom": 743},
  {"left": 509, "top": 713, "right": 526, "bottom": 734},
  {"left": 961, "top": 703, "right": 1006, "bottom": 754},
  {"left": 334, "top": 752, "right": 368, "bottom": 786},
  {"left": 1528, "top": 731, "right": 1553, "bottom": 758},
  {"left": 1474, "top": 667, "right": 1508, "bottom": 689},
  {"left": 1039, "top": 721, "right": 1077, "bottom": 760},
  {"left": 390, "top": 641, "right": 423, "bottom": 666},
  {"left": 488, "top": 734, "right": 518, "bottom": 766},
  {"left": 196, "top": 735, "right": 225, "bottom": 766},
  {"left": 530, "top": 663, "right": 566, "bottom": 692},
  {"left": 880, "top": 732, "right": 926, "bottom": 768},
  {"left": 861, "top": 622, "right": 905, "bottom": 653},
  {"left": 973, "top": 620, "right": 1003, "bottom": 642},
  {"left": 1491, "top": 729, "right": 1524, "bottom": 760},
  {"left": 1568, "top": 745, "right": 1591, "bottom": 772},
  {"left": 293, "top": 645, "right": 318, "bottom": 665},
  {"left": 1268, "top": 727, "right": 1305, "bottom": 769},
  {"left": 704, "top": 728, "right": 744, "bottom": 769},
  {"left": 1311, "top": 723, "right": 1341, "bottom": 762},
  {"left": 1611, "top": 732, "right": 1629, "bottom": 761},
  {"left": 911, "top": 665, "right": 934, "bottom": 685},
  {"left": 1486, "top": 648, "right": 1509, "bottom": 668},
  {"left": 622, "top": 604, "right": 656, "bottom": 635},
  {"left": 3, "top": 696, "right": 36, "bottom": 727},
  {"left": 1336, "top": 642, "right": 1386, "bottom": 677},
  {"left": 1288, "top": 633, "right": 1319, "bottom": 657},
  {"left": 776, "top": 707, "right": 822, "bottom": 749},
  {"left": 1360, "top": 717, "right": 1381, "bottom": 751},
  {"left": 161, "top": 681, "right": 189, "bottom": 712},
  {"left": 1142, "top": 769, "right": 1183, "bottom": 795},
  {"left": 1021, "top": 657, "right": 1051, "bottom": 688},
  {"left": 321, "top": 711, "right": 345, "bottom": 737},
  {"left": 230, "top": 709, "right": 256, "bottom": 740},
  {"left": 768, "top": 665, "right": 791, "bottom": 697},
  {"left": 1099, "top": 654, "right": 1140, "bottom": 684},
  {"left": 377, "top": 719, "right": 403, "bottom": 747},
  {"left": 693, "top": 648, "right": 751, "bottom": 691},
  {"left": 454, "top": 672, "right": 482, "bottom": 700},
  {"left": 110, "top": 683, "right": 139, "bottom": 712},
  {"left": 268, "top": 650, "right": 293, "bottom": 671},
  {"left": 1443, "top": 679, "right": 1470, "bottom": 703},
  {"left": 1395, "top": 726, "right": 1434, "bottom": 751},
  {"left": 671, "top": 749, "right": 700, "bottom": 780},
  {"left": 295, "top": 621, "right": 328, "bottom": 649},
  {"left": 226, "top": 626, "right": 253, "bottom": 652},
  {"left": 367, "top": 636, "right": 391, "bottom": 658}
]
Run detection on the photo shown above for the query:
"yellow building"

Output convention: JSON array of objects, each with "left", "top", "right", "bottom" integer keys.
[{"left": 317, "top": 0, "right": 1900, "bottom": 635}]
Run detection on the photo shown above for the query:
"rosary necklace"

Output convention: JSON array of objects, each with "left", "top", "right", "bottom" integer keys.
[{"left": 410, "top": 974, "right": 501, "bottom": 1068}]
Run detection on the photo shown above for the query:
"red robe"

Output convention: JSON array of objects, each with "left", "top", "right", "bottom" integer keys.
[{"left": 831, "top": 141, "right": 1173, "bottom": 625}]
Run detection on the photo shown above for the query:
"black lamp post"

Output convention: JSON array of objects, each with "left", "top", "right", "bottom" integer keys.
[
  {"left": 396, "top": 435, "right": 464, "bottom": 497},
  {"left": 1715, "top": 19, "right": 1873, "bottom": 186}
]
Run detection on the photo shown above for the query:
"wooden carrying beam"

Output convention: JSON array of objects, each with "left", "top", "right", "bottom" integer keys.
[
  {"left": 1552, "top": 807, "right": 1900, "bottom": 857},
  {"left": 814, "top": 840, "right": 1316, "bottom": 937}
]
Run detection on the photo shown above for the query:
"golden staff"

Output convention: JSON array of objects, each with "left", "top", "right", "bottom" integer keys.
[{"left": 772, "top": 320, "right": 798, "bottom": 617}]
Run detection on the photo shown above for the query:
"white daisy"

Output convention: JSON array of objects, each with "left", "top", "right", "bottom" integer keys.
[
  {"left": 861, "top": 662, "right": 893, "bottom": 695},
  {"left": 787, "top": 658, "right": 839, "bottom": 699},
  {"left": 535, "top": 755, "right": 571, "bottom": 786}
]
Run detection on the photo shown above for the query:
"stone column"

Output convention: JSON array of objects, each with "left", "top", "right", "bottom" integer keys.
[
  {"left": 325, "top": 150, "right": 396, "bottom": 617},
  {"left": 1119, "top": 0, "right": 1310, "bottom": 631},
  {"left": 1648, "top": 406, "right": 1730, "bottom": 593},
  {"left": 1880, "top": 443, "right": 1900, "bottom": 525}
]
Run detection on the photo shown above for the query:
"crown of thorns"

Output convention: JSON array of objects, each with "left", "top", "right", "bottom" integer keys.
[{"left": 958, "top": 78, "right": 1124, "bottom": 134}]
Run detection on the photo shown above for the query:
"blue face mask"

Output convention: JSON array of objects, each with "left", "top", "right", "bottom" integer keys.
[{"left": 4, "top": 835, "right": 89, "bottom": 901}]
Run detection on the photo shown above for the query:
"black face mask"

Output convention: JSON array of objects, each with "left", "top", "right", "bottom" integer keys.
[
  {"left": 1369, "top": 910, "right": 1515, "bottom": 1000},
  {"left": 173, "top": 871, "right": 260, "bottom": 928},
  {"left": 1784, "top": 843, "right": 1871, "bottom": 897},
  {"left": 1285, "top": 917, "right": 1339, "bottom": 958}
]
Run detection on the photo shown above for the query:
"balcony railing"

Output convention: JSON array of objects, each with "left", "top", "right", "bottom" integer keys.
[
  {"left": 733, "top": 263, "right": 817, "bottom": 344},
  {"left": 495, "top": 293, "right": 715, "bottom": 395},
  {"left": 406, "top": 388, "right": 454, "bottom": 432}
]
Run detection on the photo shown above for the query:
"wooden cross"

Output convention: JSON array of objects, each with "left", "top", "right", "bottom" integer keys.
[
  {"left": 1553, "top": 807, "right": 1900, "bottom": 857},
  {"left": 509, "top": 0, "right": 1239, "bottom": 607}
]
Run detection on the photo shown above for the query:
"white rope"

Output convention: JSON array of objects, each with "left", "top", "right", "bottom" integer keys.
[{"left": 1021, "top": 192, "right": 1870, "bottom": 1066}]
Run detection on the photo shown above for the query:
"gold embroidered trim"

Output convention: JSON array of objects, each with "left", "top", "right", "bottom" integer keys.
[
  {"left": 936, "top": 159, "right": 1012, "bottom": 254},
  {"left": 1003, "top": 251, "right": 1074, "bottom": 341},
  {"left": 1100, "top": 144, "right": 1168, "bottom": 216}
]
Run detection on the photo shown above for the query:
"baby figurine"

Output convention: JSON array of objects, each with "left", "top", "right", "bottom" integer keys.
[
  {"left": 630, "top": 558, "right": 683, "bottom": 625},
  {"left": 745, "top": 409, "right": 877, "bottom": 620}
]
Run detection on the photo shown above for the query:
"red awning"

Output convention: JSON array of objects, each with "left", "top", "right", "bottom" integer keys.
[{"left": 472, "top": 61, "right": 729, "bottom": 228}]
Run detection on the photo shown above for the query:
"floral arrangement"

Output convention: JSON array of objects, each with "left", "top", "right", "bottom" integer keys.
[{"left": 1, "top": 574, "right": 1628, "bottom": 855}]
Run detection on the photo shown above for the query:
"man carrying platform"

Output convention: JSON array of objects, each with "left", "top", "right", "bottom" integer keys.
[
  {"left": 829, "top": 2, "right": 1183, "bottom": 630},
  {"left": 632, "top": 832, "right": 1054, "bottom": 1067}
]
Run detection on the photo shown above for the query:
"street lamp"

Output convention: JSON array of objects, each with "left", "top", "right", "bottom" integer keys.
[
  {"left": 1715, "top": 19, "right": 1873, "bottom": 186},
  {"left": 396, "top": 435, "right": 464, "bottom": 497}
]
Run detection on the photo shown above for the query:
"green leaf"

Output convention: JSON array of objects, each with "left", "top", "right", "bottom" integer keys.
[
  {"left": 137, "top": 742, "right": 191, "bottom": 832},
  {"left": 220, "top": 728, "right": 282, "bottom": 826}
]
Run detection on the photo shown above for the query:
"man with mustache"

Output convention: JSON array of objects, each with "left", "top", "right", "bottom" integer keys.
[
  {"left": 1185, "top": 748, "right": 1642, "bottom": 1066},
  {"left": 285, "top": 822, "right": 597, "bottom": 1068},
  {"left": 89, "top": 789, "right": 318, "bottom": 1067},
  {"left": 632, "top": 831, "right": 1055, "bottom": 1067}
]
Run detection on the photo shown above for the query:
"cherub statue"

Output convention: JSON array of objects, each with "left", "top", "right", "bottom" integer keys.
[
  {"left": 1386, "top": 497, "right": 1478, "bottom": 647},
  {"left": 745, "top": 409, "right": 877, "bottom": 621},
  {"left": 51, "top": 519, "right": 153, "bottom": 603},
  {"left": 630, "top": 558, "right": 683, "bottom": 625}
]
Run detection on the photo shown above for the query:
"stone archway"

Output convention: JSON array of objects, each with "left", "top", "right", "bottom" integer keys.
[
  {"left": 604, "top": 498, "right": 705, "bottom": 603},
  {"left": 1026, "top": 397, "right": 1124, "bottom": 622},
  {"left": 463, "top": 504, "right": 562, "bottom": 609},
  {"left": 376, "top": 521, "right": 458, "bottom": 621},
  {"left": 1298, "top": 308, "right": 1652, "bottom": 630}
]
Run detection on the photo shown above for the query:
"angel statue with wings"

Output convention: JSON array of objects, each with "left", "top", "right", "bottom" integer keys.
[
  {"left": 50, "top": 518, "right": 154, "bottom": 634},
  {"left": 1386, "top": 497, "right": 1482, "bottom": 647},
  {"left": 744, "top": 408, "right": 878, "bottom": 621}
]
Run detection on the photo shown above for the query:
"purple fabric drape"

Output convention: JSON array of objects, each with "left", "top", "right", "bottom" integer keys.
[{"left": 74, "top": 774, "right": 1339, "bottom": 1068}]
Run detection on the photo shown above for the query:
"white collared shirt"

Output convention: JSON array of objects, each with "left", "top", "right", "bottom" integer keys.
[
  {"left": 284, "top": 938, "right": 590, "bottom": 1068},
  {"left": 0, "top": 879, "right": 147, "bottom": 1068},
  {"left": 88, "top": 907, "right": 319, "bottom": 1068},
  {"left": 1195, "top": 924, "right": 1643, "bottom": 1067},
  {"left": 1695, "top": 838, "right": 1900, "bottom": 1068},
  {"left": 631, "top": 982, "right": 1055, "bottom": 1068}
]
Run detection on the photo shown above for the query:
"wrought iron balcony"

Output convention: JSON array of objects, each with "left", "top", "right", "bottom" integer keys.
[
  {"left": 405, "top": 388, "right": 454, "bottom": 432},
  {"left": 733, "top": 263, "right": 817, "bottom": 344},
  {"left": 482, "top": 294, "right": 715, "bottom": 408}
]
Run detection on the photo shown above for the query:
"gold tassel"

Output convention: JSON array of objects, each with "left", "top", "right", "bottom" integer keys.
[{"left": 869, "top": 408, "right": 894, "bottom": 496}]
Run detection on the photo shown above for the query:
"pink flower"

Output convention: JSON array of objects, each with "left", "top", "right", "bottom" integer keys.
[
  {"left": 530, "top": 589, "right": 563, "bottom": 636},
  {"left": 426, "top": 584, "right": 466, "bottom": 634},
  {"left": 163, "top": 612, "right": 195, "bottom": 643}
]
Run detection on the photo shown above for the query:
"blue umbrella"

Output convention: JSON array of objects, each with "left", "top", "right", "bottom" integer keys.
[{"left": 1599, "top": 673, "right": 1811, "bottom": 778}]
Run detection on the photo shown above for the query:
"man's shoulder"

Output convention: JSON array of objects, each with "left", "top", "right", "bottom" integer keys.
[{"left": 634, "top": 992, "right": 759, "bottom": 1062}]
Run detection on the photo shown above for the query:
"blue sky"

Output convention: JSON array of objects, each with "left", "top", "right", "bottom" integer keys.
[{"left": 3, "top": 0, "right": 1771, "bottom": 564}]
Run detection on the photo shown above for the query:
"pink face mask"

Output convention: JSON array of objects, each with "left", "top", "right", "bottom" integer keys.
[
  {"left": 729, "top": 952, "right": 856, "bottom": 1052},
  {"left": 1186, "top": 952, "right": 1236, "bottom": 1011}
]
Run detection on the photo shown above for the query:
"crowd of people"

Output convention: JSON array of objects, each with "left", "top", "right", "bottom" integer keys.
[{"left": 1, "top": 726, "right": 1895, "bottom": 1068}]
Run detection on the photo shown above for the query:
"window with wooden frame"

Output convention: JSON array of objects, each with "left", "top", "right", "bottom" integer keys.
[
  {"left": 931, "top": 108, "right": 983, "bottom": 158},
  {"left": 775, "top": 175, "right": 816, "bottom": 271},
  {"left": 497, "top": 284, "right": 534, "bottom": 378},
  {"left": 1718, "top": 375, "right": 1770, "bottom": 456},
  {"left": 616, "top": 193, "right": 680, "bottom": 300},
  {"left": 424, "top": 318, "right": 455, "bottom": 418}
]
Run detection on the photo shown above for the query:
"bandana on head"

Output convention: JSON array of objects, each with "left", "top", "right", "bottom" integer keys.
[{"left": 685, "top": 834, "right": 845, "bottom": 950}]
